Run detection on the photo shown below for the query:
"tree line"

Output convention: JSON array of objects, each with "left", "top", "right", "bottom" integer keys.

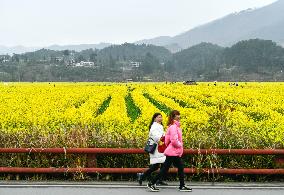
[{"left": 0, "top": 39, "right": 283, "bottom": 82}]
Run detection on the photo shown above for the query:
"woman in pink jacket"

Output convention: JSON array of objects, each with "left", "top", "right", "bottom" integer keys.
[{"left": 147, "top": 110, "right": 192, "bottom": 192}]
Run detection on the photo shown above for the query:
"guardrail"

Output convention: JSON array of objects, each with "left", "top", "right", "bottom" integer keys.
[{"left": 0, "top": 148, "right": 284, "bottom": 174}]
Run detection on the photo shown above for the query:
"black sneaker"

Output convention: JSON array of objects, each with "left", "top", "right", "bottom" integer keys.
[
  {"left": 147, "top": 183, "right": 160, "bottom": 192},
  {"left": 137, "top": 173, "right": 143, "bottom": 186},
  {"left": 157, "top": 180, "right": 168, "bottom": 186},
  {"left": 179, "top": 185, "right": 192, "bottom": 192}
]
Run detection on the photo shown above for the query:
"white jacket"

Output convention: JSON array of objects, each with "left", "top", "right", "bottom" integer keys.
[{"left": 149, "top": 122, "right": 166, "bottom": 164}]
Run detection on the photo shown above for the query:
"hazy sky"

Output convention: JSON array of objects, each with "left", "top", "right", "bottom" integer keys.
[{"left": 0, "top": 0, "right": 277, "bottom": 47}]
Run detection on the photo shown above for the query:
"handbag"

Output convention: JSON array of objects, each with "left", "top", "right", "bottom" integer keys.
[
  {"left": 158, "top": 136, "right": 167, "bottom": 153},
  {"left": 144, "top": 137, "right": 157, "bottom": 154}
]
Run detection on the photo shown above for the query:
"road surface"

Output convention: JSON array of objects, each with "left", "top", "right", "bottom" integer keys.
[{"left": 0, "top": 182, "right": 283, "bottom": 195}]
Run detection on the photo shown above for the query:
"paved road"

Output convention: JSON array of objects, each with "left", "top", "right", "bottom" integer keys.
[{"left": 0, "top": 182, "right": 283, "bottom": 195}]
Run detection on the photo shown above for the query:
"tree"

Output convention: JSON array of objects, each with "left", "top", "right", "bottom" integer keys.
[
  {"left": 63, "top": 50, "right": 70, "bottom": 56},
  {"left": 140, "top": 52, "right": 160, "bottom": 74},
  {"left": 76, "top": 55, "right": 86, "bottom": 63},
  {"left": 224, "top": 39, "right": 284, "bottom": 73},
  {"left": 89, "top": 53, "right": 97, "bottom": 63}
]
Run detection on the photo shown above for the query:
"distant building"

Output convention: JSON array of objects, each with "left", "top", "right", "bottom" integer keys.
[
  {"left": 129, "top": 61, "right": 140, "bottom": 68},
  {"left": 54, "top": 57, "right": 64, "bottom": 62},
  {"left": 122, "top": 66, "right": 132, "bottom": 71},
  {"left": 67, "top": 59, "right": 76, "bottom": 66},
  {"left": 143, "top": 76, "right": 153, "bottom": 81},
  {"left": 121, "top": 61, "right": 141, "bottom": 71},
  {"left": 126, "top": 78, "right": 133, "bottom": 82},
  {"left": 0, "top": 55, "right": 10, "bottom": 63},
  {"left": 75, "top": 61, "right": 95, "bottom": 67},
  {"left": 2, "top": 59, "right": 9, "bottom": 63}
]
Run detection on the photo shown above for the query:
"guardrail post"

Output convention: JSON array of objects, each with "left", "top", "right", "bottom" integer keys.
[
  {"left": 87, "top": 154, "right": 97, "bottom": 168},
  {"left": 275, "top": 155, "right": 284, "bottom": 168}
]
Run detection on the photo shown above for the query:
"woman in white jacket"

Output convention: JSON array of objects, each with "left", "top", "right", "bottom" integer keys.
[{"left": 137, "top": 113, "right": 168, "bottom": 186}]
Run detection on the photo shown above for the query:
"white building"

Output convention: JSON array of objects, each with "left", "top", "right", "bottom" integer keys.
[
  {"left": 75, "top": 61, "right": 95, "bottom": 67},
  {"left": 0, "top": 55, "right": 10, "bottom": 63},
  {"left": 129, "top": 61, "right": 141, "bottom": 68}
]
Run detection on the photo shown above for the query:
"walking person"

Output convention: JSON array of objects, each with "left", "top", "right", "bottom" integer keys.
[
  {"left": 147, "top": 110, "right": 192, "bottom": 192},
  {"left": 137, "top": 113, "right": 168, "bottom": 186}
]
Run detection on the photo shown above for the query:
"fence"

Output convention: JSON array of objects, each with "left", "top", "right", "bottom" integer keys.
[{"left": 0, "top": 148, "right": 284, "bottom": 174}]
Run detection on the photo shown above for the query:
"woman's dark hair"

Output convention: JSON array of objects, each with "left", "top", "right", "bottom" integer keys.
[
  {"left": 167, "top": 110, "right": 180, "bottom": 126},
  {"left": 149, "top": 113, "right": 162, "bottom": 130}
]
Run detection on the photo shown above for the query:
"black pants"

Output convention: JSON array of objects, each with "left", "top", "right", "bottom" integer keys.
[
  {"left": 150, "top": 156, "right": 185, "bottom": 187},
  {"left": 141, "top": 163, "right": 164, "bottom": 181}
]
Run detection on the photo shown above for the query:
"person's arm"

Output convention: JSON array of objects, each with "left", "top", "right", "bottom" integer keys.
[
  {"left": 169, "top": 125, "right": 182, "bottom": 148},
  {"left": 149, "top": 124, "right": 162, "bottom": 143}
]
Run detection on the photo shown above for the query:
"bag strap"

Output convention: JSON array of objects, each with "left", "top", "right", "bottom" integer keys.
[{"left": 148, "top": 137, "right": 155, "bottom": 142}]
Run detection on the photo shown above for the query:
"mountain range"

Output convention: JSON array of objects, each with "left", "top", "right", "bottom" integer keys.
[
  {"left": 0, "top": 43, "right": 111, "bottom": 55},
  {"left": 136, "top": 0, "right": 284, "bottom": 50},
  {"left": 1, "top": 0, "right": 284, "bottom": 54}
]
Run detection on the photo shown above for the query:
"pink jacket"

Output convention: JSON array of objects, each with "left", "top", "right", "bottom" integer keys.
[{"left": 164, "top": 120, "right": 184, "bottom": 157}]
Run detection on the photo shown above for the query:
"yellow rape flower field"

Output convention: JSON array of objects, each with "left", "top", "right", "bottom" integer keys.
[{"left": 0, "top": 82, "right": 283, "bottom": 180}]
